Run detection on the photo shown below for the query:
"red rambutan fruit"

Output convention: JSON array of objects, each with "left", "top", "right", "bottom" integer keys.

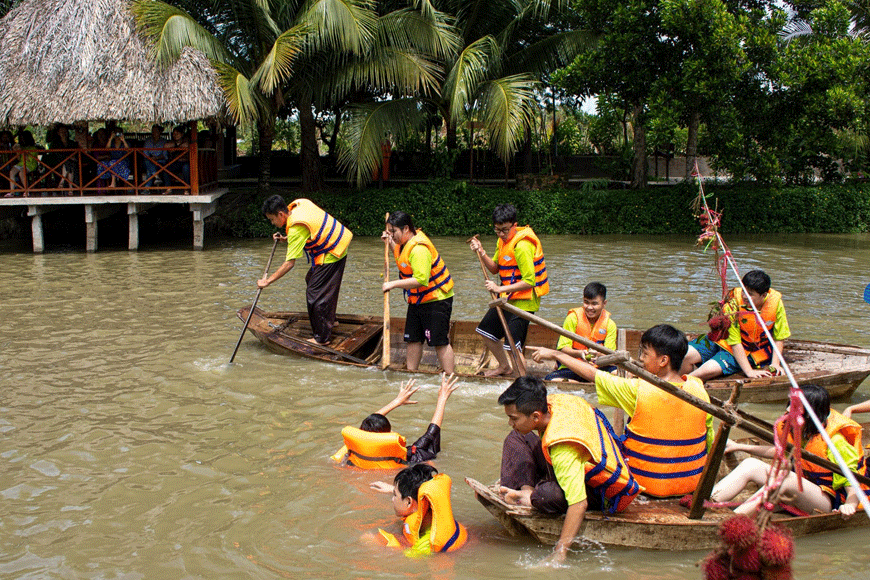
[
  {"left": 732, "top": 543, "right": 762, "bottom": 573},
  {"left": 759, "top": 527, "right": 794, "bottom": 567},
  {"left": 702, "top": 552, "right": 731, "bottom": 580},
  {"left": 718, "top": 515, "right": 758, "bottom": 550}
]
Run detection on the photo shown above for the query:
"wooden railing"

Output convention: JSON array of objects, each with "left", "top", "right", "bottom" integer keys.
[{"left": 0, "top": 145, "right": 218, "bottom": 197}]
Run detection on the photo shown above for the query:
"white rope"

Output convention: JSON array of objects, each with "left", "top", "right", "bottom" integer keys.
[{"left": 696, "top": 172, "right": 870, "bottom": 517}]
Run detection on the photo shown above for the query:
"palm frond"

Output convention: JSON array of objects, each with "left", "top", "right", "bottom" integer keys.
[
  {"left": 338, "top": 99, "right": 424, "bottom": 186},
  {"left": 326, "top": 47, "right": 443, "bottom": 100},
  {"left": 212, "top": 60, "right": 261, "bottom": 124},
  {"left": 476, "top": 74, "right": 538, "bottom": 162},
  {"left": 443, "top": 35, "right": 499, "bottom": 122},
  {"left": 251, "top": 24, "right": 311, "bottom": 94},
  {"left": 504, "top": 29, "right": 596, "bottom": 76},
  {"left": 377, "top": 8, "right": 460, "bottom": 61},
  {"left": 132, "top": 0, "right": 231, "bottom": 66},
  {"left": 299, "top": 0, "right": 377, "bottom": 55},
  {"left": 780, "top": 19, "right": 813, "bottom": 43}
]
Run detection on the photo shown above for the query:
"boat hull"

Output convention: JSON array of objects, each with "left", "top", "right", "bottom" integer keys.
[{"left": 237, "top": 307, "right": 870, "bottom": 403}]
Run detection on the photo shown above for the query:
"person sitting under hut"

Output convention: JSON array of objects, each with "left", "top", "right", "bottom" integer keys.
[
  {"left": 530, "top": 324, "right": 714, "bottom": 499},
  {"left": 544, "top": 282, "right": 618, "bottom": 381},
  {"left": 369, "top": 463, "right": 467, "bottom": 556},
  {"left": 710, "top": 384, "right": 867, "bottom": 518},
  {"left": 332, "top": 373, "right": 459, "bottom": 469},
  {"left": 497, "top": 376, "right": 640, "bottom": 565}
]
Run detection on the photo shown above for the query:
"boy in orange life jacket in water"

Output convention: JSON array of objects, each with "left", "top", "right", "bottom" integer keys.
[
  {"left": 331, "top": 373, "right": 459, "bottom": 468},
  {"left": 369, "top": 463, "right": 468, "bottom": 555},
  {"left": 680, "top": 269, "right": 790, "bottom": 380},
  {"left": 529, "top": 324, "right": 714, "bottom": 499}
]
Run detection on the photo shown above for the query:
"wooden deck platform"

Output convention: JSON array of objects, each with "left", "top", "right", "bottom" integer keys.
[{"left": 0, "top": 189, "right": 227, "bottom": 252}]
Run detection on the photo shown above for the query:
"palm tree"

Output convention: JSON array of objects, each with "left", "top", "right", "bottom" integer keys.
[
  {"left": 134, "top": 0, "right": 445, "bottom": 193},
  {"left": 338, "top": 0, "right": 593, "bottom": 185}
]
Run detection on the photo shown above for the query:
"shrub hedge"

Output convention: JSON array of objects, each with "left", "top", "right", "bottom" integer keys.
[{"left": 227, "top": 180, "right": 870, "bottom": 238}]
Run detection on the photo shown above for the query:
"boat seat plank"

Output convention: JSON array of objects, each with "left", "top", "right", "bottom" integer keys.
[{"left": 331, "top": 323, "right": 383, "bottom": 356}]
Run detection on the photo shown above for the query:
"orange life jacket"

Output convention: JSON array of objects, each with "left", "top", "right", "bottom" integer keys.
[
  {"left": 286, "top": 198, "right": 353, "bottom": 265},
  {"left": 622, "top": 376, "right": 709, "bottom": 497},
  {"left": 568, "top": 308, "right": 611, "bottom": 350},
  {"left": 715, "top": 288, "right": 782, "bottom": 367},
  {"left": 541, "top": 393, "right": 641, "bottom": 513},
  {"left": 402, "top": 473, "right": 468, "bottom": 553},
  {"left": 780, "top": 411, "right": 869, "bottom": 497},
  {"left": 496, "top": 226, "right": 549, "bottom": 301},
  {"left": 393, "top": 230, "right": 454, "bottom": 304},
  {"left": 339, "top": 426, "right": 408, "bottom": 469}
]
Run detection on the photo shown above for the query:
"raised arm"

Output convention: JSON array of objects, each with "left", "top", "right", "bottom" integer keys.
[
  {"left": 529, "top": 347, "right": 597, "bottom": 382},
  {"left": 374, "top": 379, "right": 420, "bottom": 417},
  {"left": 843, "top": 400, "right": 870, "bottom": 419},
  {"left": 428, "top": 373, "right": 459, "bottom": 428}
]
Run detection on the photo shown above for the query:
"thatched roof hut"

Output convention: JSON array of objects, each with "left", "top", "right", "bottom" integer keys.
[{"left": 0, "top": 0, "right": 225, "bottom": 126}]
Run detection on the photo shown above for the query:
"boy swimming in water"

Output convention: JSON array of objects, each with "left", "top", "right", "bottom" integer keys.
[{"left": 331, "top": 373, "right": 459, "bottom": 468}]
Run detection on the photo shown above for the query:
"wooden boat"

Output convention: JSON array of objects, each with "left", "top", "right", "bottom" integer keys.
[
  {"left": 466, "top": 474, "right": 870, "bottom": 551},
  {"left": 237, "top": 306, "right": 870, "bottom": 403},
  {"left": 467, "top": 423, "right": 870, "bottom": 551}
]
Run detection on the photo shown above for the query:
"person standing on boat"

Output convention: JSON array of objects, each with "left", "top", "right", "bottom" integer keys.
[
  {"left": 469, "top": 204, "right": 549, "bottom": 377},
  {"left": 544, "top": 282, "right": 618, "bottom": 381},
  {"left": 258, "top": 196, "right": 353, "bottom": 345},
  {"left": 382, "top": 211, "right": 456, "bottom": 374},
  {"left": 710, "top": 384, "right": 867, "bottom": 517},
  {"left": 331, "top": 373, "right": 460, "bottom": 468},
  {"left": 530, "top": 324, "right": 714, "bottom": 498},
  {"left": 681, "top": 269, "right": 790, "bottom": 380},
  {"left": 497, "top": 376, "right": 641, "bottom": 565}
]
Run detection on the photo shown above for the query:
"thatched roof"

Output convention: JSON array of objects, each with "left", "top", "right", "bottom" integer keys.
[{"left": 0, "top": 0, "right": 225, "bottom": 126}]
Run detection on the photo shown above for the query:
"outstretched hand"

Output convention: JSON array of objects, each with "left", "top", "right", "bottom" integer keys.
[
  {"left": 527, "top": 346, "right": 558, "bottom": 363},
  {"left": 438, "top": 372, "right": 460, "bottom": 400},
  {"left": 370, "top": 481, "right": 394, "bottom": 494},
  {"left": 393, "top": 378, "right": 420, "bottom": 406}
]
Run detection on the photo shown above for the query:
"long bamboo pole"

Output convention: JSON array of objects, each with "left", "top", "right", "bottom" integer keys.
[{"left": 382, "top": 213, "right": 391, "bottom": 370}]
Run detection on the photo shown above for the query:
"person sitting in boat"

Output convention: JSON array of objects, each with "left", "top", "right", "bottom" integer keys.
[
  {"left": 369, "top": 463, "right": 467, "bottom": 556},
  {"left": 382, "top": 211, "right": 456, "bottom": 375},
  {"left": 258, "top": 195, "right": 353, "bottom": 346},
  {"left": 710, "top": 384, "right": 867, "bottom": 518},
  {"left": 331, "top": 373, "right": 459, "bottom": 469},
  {"left": 530, "top": 324, "right": 714, "bottom": 499},
  {"left": 496, "top": 376, "right": 641, "bottom": 565},
  {"left": 468, "top": 203, "right": 549, "bottom": 377},
  {"left": 543, "top": 282, "right": 618, "bottom": 382},
  {"left": 681, "top": 269, "right": 790, "bottom": 380}
]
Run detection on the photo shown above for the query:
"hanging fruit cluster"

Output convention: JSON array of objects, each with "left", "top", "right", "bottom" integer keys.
[{"left": 702, "top": 515, "right": 795, "bottom": 580}]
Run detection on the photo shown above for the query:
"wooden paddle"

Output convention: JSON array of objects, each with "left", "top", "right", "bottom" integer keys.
[
  {"left": 382, "top": 212, "right": 391, "bottom": 369},
  {"left": 230, "top": 237, "right": 279, "bottom": 363},
  {"left": 468, "top": 234, "right": 526, "bottom": 377}
]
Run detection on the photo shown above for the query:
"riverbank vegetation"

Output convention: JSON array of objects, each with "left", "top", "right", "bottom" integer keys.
[{"left": 222, "top": 180, "right": 870, "bottom": 238}]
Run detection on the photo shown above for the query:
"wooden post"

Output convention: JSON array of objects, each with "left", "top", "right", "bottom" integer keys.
[
  {"left": 128, "top": 203, "right": 139, "bottom": 250},
  {"left": 191, "top": 201, "right": 217, "bottom": 250},
  {"left": 688, "top": 383, "right": 741, "bottom": 519},
  {"left": 27, "top": 205, "right": 45, "bottom": 253},
  {"left": 189, "top": 120, "right": 199, "bottom": 195},
  {"left": 85, "top": 204, "right": 98, "bottom": 252}
]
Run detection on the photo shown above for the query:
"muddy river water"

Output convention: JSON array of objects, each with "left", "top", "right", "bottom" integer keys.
[{"left": 1, "top": 233, "right": 868, "bottom": 579}]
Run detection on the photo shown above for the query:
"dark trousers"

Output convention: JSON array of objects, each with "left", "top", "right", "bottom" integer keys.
[
  {"left": 306, "top": 256, "right": 346, "bottom": 344},
  {"left": 500, "top": 430, "right": 568, "bottom": 514}
]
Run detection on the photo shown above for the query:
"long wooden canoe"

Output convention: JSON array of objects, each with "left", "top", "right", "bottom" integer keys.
[
  {"left": 465, "top": 475, "right": 869, "bottom": 551},
  {"left": 237, "top": 306, "right": 870, "bottom": 403}
]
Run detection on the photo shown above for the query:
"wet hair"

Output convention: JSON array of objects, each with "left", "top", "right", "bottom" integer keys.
[
  {"left": 360, "top": 413, "right": 391, "bottom": 433},
  {"left": 742, "top": 270, "right": 771, "bottom": 295},
  {"left": 799, "top": 384, "right": 830, "bottom": 440},
  {"left": 492, "top": 203, "right": 517, "bottom": 225},
  {"left": 386, "top": 210, "right": 416, "bottom": 234},
  {"left": 262, "top": 194, "right": 289, "bottom": 216},
  {"left": 640, "top": 324, "right": 688, "bottom": 371},
  {"left": 394, "top": 463, "right": 438, "bottom": 500},
  {"left": 583, "top": 282, "right": 607, "bottom": 300},
  {"left": 497, "top": 375, "right": 548, "bottom": 416}
]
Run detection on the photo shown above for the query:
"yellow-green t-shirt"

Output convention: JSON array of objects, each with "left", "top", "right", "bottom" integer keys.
[
  {"left": 285, "top": 223, "right": 344, "bottom": 264},
  {"left": 824, "top": 433, "right": 862, "bottom": 491},
  {"left": 408, "top": 244, "right": 453, "bottom": 301},
  {"left": 556, "top": 313, "right": 617, "bottom": 370},
  {"left": 548, "top": 443, "right": 590, "bottom": 505},
  {"left": 594, "top": 370, "right": 715, "bottom": 452},
  {"left": 494, "top": 238, "right": 539, "bottom": 312}
]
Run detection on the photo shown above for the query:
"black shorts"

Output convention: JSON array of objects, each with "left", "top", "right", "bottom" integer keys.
[
  {"left": 475, "top": 306, "right": 532, "bottom": 350},
  {"left": 404, "top": 297, "right": 452, "bottom": 347}
]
